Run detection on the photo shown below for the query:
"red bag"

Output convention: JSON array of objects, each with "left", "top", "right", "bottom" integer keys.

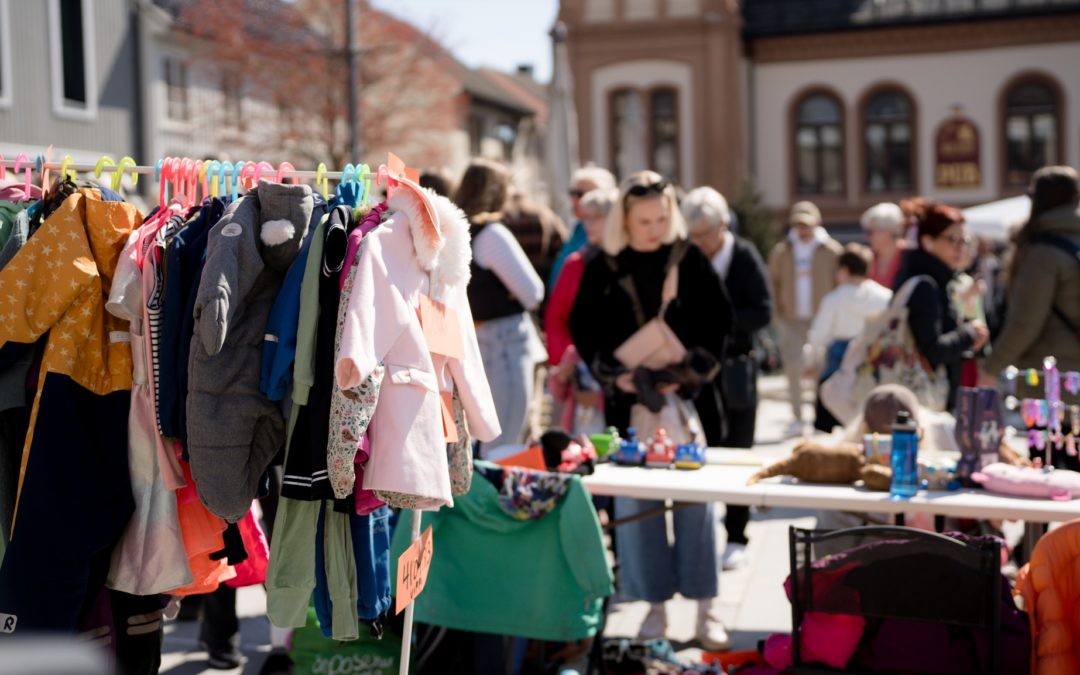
[{"left": 225, "top": 504, "right": 269, "bottom": 588}]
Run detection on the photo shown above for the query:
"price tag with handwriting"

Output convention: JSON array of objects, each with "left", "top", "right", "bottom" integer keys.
[{"left": 396, "top": 525, "right": 434, "bottom": 614}]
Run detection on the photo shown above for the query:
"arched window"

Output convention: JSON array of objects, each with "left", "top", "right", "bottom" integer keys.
[
  {"left": 794, "top": 93, "right": 844, "bottom": 195},
  {"left": 1003, "top": 77, "right": 1061, "bottom": 188},
  {"left": 650, "top": 87, "right": 679, "bottom": 182},
  {"left": 608, "top": 86, "right": 682, "bottom": 182},
  {"left": 863, "top": 89, "right": 913, "bottom": 193}
]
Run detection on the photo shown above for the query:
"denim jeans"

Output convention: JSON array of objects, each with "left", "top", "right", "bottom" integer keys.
[
  {"left": 614, "top": 497, "right": 719, "bottom": 602},
  {"left": 821, "top": 339, "right": 851, "bottom": 383},
  {"left": 475, "top": 313, "right": 537, "bottom": 453}
]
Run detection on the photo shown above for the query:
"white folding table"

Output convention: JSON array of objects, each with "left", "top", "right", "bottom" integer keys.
[{"left": 582, "top": 448, "right": 1080, "bottom": 552}]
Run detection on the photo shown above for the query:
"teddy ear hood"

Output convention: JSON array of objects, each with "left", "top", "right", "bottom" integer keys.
[
  {"left": 256, "top": 180, "right": 314, "bottom": 273},
  {"left": 388, "top": 184, "right": 472, "bottom": 288}
]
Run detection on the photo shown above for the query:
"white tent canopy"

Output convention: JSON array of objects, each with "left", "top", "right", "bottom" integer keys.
[{"left": 962, "top": 195, "right": 1030, "bottom": 242}]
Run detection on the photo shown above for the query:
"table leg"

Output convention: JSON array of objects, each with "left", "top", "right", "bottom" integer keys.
[
  {"left": 1021, "top": 522, "right": 1048, "bottom": 564},
  {"left": 894, "top": 513, "right": 905, "bottom": 527}
]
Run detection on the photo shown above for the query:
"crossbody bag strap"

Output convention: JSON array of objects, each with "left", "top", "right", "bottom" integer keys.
[
  {"left": 659, "top": 240, "right": 689, "bottom": 317},
  {"left": 606, "top": 241, "right": 690, "bottom": 328}
]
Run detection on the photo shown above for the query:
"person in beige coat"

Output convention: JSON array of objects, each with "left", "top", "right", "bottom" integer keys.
[
  {"left": 768, "top": 201, "right": 842, "bottom": 432},
  {"left": 981, "top": 166, "right": 1080, "bottom": 407}
]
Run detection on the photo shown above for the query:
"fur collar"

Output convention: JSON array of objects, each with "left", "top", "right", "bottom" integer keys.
[{"left": 388, "top": 186, "right": 472, "bottom": 288}]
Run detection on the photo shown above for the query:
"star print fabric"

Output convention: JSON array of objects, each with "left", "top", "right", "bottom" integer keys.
[
  {"left": 0, "top": 189, "right": 141, "bottom": 511},
  {"left": 0, "top": 189, "right": 140, "bottom": 394}
]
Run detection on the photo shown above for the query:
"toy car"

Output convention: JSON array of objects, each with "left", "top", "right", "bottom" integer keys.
[
  {"left": 611, "top": 427, "right": 645, "bottom": 466},
  {"left": 674, "top": 442, "right": 706, "bottom": 470},
  {"left": 645, "top": 428, "right": 676, "bottom": 468}
]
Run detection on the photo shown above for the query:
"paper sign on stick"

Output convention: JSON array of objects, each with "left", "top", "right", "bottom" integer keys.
[
  {"left": 396, "top": 525, "right": 434, "bottom": 614},
  {"left": 418, "top": 294, "right": 464, "bottom": 359},
  {"left": 387, "top": 152, "right": 406, "bottom": 178}
]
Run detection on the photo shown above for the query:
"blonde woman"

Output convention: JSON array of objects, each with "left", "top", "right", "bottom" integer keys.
[{"left": 569, "top": 171, "right": 734, "bottom": 649}]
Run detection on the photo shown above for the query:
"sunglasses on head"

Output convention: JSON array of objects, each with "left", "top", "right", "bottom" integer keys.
[{"left": 626, "top": 180, "right": 669, "bottom": 197}]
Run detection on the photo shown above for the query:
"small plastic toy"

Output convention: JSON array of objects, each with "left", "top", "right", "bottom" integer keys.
[
  {"left": 556, "top": 435, "right": 598, "bottom": 473},
  {"left": 611, "top": 427, "right": 646, "bottom": 466},
  {"left": 590, "top": 426, "right": 621, "bottom": 459},
  {"left": 645, "top": 428, "right": 677, "bottom": 468},
  {"left": 674, "top": 442, "right": 706, "bottom": 470}
]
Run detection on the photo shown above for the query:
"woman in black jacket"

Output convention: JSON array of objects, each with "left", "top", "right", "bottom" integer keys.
[
  {"left": 570, "top": 171, "right": 734, "bottom": 649},
  {"left": 893, "top": 200, "right": 990, "bottom": 409},
  {"left": 683, "top": 186, "right": 771, "bottom": 570}
]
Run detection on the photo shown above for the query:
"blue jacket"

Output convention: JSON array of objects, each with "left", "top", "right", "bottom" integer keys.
[
  {"left": 260, "top": 196, "right": 326, "bottom": 401},
  {"left": 158, "top": 198, "right": 224, "bottom": 438}
]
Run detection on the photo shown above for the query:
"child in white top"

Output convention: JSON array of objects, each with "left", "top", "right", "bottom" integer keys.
[{"left": 807, "top": 244, "right": 891, "bottom": 431}]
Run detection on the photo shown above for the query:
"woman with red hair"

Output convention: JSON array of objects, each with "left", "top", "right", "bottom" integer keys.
[{"left": 893, "top": 200, "right": 990, "bottom": 409}]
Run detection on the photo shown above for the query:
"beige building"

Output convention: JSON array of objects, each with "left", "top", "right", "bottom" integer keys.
[{"left": 559, "top": 0, "right": 1080, "bottom": 226}]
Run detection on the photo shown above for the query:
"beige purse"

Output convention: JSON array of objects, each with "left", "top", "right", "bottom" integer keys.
[{"left": 613, "top": 244, "right": 688, "bottom": 370}]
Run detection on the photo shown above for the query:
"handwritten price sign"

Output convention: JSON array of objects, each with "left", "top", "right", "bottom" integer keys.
[{"left": 395, "top": 525, "right": 434, "bottom": 614}]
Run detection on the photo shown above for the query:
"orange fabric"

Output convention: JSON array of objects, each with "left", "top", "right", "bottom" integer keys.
[
  {"left": 0, "top": 189, "right": 141, "bottom": 528},
  {"left": 172, "top": 460, "right": 234, "bottom": 596},
  {"left": 1015, "top": 519, "right": 1080, "bottom": 675}
]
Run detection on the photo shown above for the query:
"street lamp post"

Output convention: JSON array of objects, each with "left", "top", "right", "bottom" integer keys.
[{"left": 345, "top": 0, "right": 362, "bottom": 162}]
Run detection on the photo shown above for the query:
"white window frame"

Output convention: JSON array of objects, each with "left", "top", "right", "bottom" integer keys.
[
  {"left": 48, "top": 0, "right": 98, "bottom": 121},
  {"left": 0, "top": 0, "right": 12, "bottom": 109}
]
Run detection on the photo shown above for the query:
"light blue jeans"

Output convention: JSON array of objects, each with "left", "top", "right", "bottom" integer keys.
[
  {"left": 475, "top": 313, "right": 536, "bottom": 453},
  {"left": 614, "top": 497, "right": 720, "bottom": 602}
]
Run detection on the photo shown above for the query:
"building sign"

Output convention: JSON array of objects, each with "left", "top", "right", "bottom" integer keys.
[{"left": 936, "top": 117, "right": 981, "bottom": 189}]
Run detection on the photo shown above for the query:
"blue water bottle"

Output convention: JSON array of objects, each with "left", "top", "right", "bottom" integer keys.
[{"left": 890, "top": 410, "right": 919, "bottom": 499}]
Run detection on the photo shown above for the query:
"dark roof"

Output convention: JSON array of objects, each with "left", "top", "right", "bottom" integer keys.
[
  {"left": 480, "top": 68, "right": 548, "bottom": 124},
  {"left": 743, "top": 0, "right": 1080, "bottom": 36},
  {"left": 454, "top": 62, "right": 535, "bottom": 116}
]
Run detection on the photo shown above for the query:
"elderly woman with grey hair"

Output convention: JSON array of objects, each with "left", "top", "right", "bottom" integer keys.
[
  {"left": 683, "top": 186, "right": 772, "bottom": 571},
  {"left": 861, "top": 202, "right": 907, "bottom": 289}
]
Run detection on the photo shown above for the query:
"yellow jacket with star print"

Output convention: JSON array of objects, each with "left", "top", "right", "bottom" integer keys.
[{"left": 0, "top": 188, "right": 142, "bottom": 520}]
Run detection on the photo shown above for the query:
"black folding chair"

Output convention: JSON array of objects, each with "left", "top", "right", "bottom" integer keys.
[{"left": 788, "top": 526, "right": 1002, "bottom": 675}]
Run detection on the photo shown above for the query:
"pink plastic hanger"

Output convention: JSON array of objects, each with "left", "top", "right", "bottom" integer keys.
[
  {"left": 275, "top": 162, "right": 296, "bottom": 184},
  {"left": 13, "top": 154, "right": 31, "bottom": 195},
  {"left": 159, "top": 157, "right": 178, "bottom": 209}
]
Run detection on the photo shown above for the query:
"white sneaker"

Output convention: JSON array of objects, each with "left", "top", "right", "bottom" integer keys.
[
  {"left": 696, "top": 598, "right": 731, "bottom": 651},
  {"left": 785, "top": 419, "right": 806, "bottom": 438},
  {"left": 638, "top": 601, "right": 667, "bottom": 640},
  {"left": 722, "top": 542, "right": 749, "bottom": 571}
]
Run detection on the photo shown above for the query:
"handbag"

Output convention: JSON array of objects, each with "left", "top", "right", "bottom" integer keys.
[
  {"left": 629, "top": 392, "right": 704, "bottom": 446},
  {"left": 821, "top": 276, "right": 950, "bottom": 423},
  {"left": 721, "top": 353, "right": 757, "bottom": 411},
  {"left": 612, "top": 243, "right": 688, "bottom": 370}
]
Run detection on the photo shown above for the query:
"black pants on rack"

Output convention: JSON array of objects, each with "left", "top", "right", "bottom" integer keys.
[{"left": 109, "top": 590, "right": 166, "bottom": 675}]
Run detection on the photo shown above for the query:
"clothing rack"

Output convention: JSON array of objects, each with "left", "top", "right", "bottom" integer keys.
[
  {"left": 0, "top": 159, "right": 375, "bottom": 182},
  {"left": 0, "top": 151, "right": 420, "bottom": 675}
]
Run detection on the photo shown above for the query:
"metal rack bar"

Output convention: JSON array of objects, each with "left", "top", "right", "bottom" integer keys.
[{"left": 0, "top": 159, "right": 375, "bottom": 181}]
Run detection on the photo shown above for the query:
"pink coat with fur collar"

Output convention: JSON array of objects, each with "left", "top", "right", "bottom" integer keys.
[{"left": 336, "top": 186, "right": 500, "bottom": 509}]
